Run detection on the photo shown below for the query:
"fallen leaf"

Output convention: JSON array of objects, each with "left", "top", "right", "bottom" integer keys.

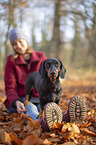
[
  {"left": 72, "top": 123, "right": 80, "bottom": 134},
  {"left": 31, "top": 119, "right": 40, "bottom": 129},
  {"left": 0, "top": 115, "right": 5, "bottom": 120},
  {"left": 0, "top": 131, "right": 11, "bottom": 143},
  {"left": 93, "top": 122, "right": 96, "bottom": 129},
  {"left": 61, "top": 123, "right": 71, "bottom": 133},
  {"left": 79, "top": 122, "right": 92, "bottom": 128},
  {"left": 81, "top": 128, "right": 96, "bottom": 137},
  {"left": 22, "top": 134, "right": 42, "bottom": 145},
  {"left": 61, "top": 141, "right": 76, "bottom": 145},
  {"left": 26, "top": 119, "right": 40, "bottom": 131},
  {"left": 31, "top": 128, "right": 41, "bottom": 136},
  {"left": 48, "top": 137, "right": 60, "bottom": 143},
  {"left": 61, "top": 130, "right": 75, "bottom": 139},
  {"left": 13, "top": 127, "right": 21, "bottom": 132},
  {"left": 41, "top": 132, "right": 51, "bottom": 139},
  {"left": 52, "top": 122, "right": 63, "bottom": 130},
  {"left": 43, "top": 138, "right": 53, "bottom": 145},
  {"left": 10, "top": 132, "right": 23, "bottom": 145}
]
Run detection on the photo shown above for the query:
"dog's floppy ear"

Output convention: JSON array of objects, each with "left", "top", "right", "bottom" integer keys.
[
  {"left": 39, "top": 60, "right": 46, "bottom": 78},
  {"left": 59, "top": 60, "right": 66, "bottom": 79}
]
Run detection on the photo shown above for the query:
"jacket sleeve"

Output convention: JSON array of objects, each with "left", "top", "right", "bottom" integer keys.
[{"left": 4, "top": 56, "right": 21, "bottom": 107}]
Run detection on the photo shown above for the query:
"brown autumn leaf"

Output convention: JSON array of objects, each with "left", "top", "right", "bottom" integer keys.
[
  {"left": 22, "top": 134, "right": 42, "bottom": 145},
  {"left": 0, "top": 131, "right": 11, "bottom": 144},
  {"left": 86, "top": 116, "right": 96, "bottom": 122},
  {"left": 61, "top": 123, "right": 71, "bottom": 133},
  {"left": 43, "top": 138, "right": 53, "bottom": 145},
  {"left": 52, "top": 122, "right": 63, "bottom": 130},
  {"left": 25, "top": 119, "right": 40, "bottom": 132},
  {"left": 42, "top": 132, "right": 61, "bottom": 143},
  {"left": 60, "top": 123, "right": 80, "bottom": 141},
  {"left": 11, "top": 118, "right": 24, "bottom": 132},
  {"left": 41, "top": 132, "right": 60, "bottom": 141},
  {"left": 14, "top": 118, "right": 24, "bottom": 125},
  {"left": 71, "top": 123, "right": 80, "bottom": 134},
  {"left": 61, "top": 142, "right": 76, "bottom": 145},
  {"left": 0, "top": 129, "right": 5, "bottom": 135},
  {"left": 93, "top": 122, "right": 96, "bottom": 129},
  {"left": 28, "top": 119, "right": 40, "bottom": 130},
  {"left": 48, "top": 137, "right": 61, "bottom": 143},
  {"left": 10, "top": 113, "right": 21, "bottom": 121},
  {"left": 50, "top": 133, "right": 59, "bottom": 138},
  {"left": 13, "top": 127, "right": 22, "bottom": 132},
  {"left": 18, "top": 131, "right": 27, "bottom": 139},
  {"left": 61, "top": 130, "right": 75, "bottom": 139},
  {"left": 31, "top": 119, "right": 40, "bottom": 130},
  {"left": 88, "top": 126, "right": 96, "bottom": 134},
  {"left": 0, "top": 121, "right": 12, "bottom": 126},
  {"left": 0, "top": 115, "right": 5, "bottom": 120},
  {"left": 41, "top": 132, "right": 52, "bottom": 139},
  {"left": 31, "top": 128, "right": 41, "bottom": 136},
  {"left": 25, "top": 121, "right": 33, "bottom": 132},
  {"left": 80, "top": 128, "right": 96, "bottom": 137},
  {"left": 10, "top": 132, "right": 23, "bottom": 145},
  {"left": 79, "top": 122, "right": 92, "bottom": 128}
]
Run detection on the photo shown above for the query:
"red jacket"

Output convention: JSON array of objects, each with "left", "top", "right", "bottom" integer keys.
[{"left": 4, "top": 49, "right": 47, "bottom": 108}]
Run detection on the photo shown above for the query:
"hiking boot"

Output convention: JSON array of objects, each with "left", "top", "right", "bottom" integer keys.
[
  {"left": 39, "top": 102, "right": 62, "bottom": 131},
  {"left": 69, "top": 95, "right": 86, "bottom": 123}
]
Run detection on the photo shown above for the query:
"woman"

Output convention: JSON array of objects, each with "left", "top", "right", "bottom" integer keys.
[{"left": 4, "top": 27, "right": 47, "bottom": 115}]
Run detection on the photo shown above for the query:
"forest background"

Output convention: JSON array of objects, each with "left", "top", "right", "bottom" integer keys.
[
  {"left": 0, "top": 0, "right": 96, "bottom": 80},
  {"left": 0, "top": 1, "right": 96, "bottom": 144}
]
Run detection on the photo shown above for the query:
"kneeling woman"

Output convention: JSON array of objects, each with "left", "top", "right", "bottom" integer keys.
[{"left": 4, "top": 27, "right": 47, "bottom": 117}]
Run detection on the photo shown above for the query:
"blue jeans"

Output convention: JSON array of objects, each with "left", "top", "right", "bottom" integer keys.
[{"left": 8, "top": 96, "right": 40, "bottom": 120}]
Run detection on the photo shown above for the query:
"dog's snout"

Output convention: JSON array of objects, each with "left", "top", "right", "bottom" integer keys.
[{"left": 50, "top": 71, "right": 56, "bottom": 75}]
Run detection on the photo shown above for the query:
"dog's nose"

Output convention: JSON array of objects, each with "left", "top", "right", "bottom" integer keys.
[{"left": 50, "top": 71, "right": 56, "bottom": 75}]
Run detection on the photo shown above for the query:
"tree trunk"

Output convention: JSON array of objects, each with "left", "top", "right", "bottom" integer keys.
[{"left": 50, "top": 0, "right": 62, "bottom": 59}]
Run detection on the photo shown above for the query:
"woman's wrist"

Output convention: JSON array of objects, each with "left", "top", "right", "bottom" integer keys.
[{"left": 12, "top": 99, "right": 21, "bottom": 108}]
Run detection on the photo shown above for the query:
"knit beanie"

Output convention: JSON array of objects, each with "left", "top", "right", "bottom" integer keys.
[{"left": 8, "top": 28, "right": 28, "bottom": 45}]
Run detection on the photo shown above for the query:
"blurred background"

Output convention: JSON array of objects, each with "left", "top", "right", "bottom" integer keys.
[{"left": 0, "top": 0, "right": 96, "bottom": 80}]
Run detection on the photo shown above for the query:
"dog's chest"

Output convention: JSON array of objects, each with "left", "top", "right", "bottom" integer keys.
[
  {"left": 46, "top": 81, "right": 61, "bottom": 93},
  {"left": 37, "top": 78, "right": 61, "bottom": 95}
]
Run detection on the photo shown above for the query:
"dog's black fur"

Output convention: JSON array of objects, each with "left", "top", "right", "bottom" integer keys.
[{"left": 25, "top": 58, "right": 66, "bottom": 111}]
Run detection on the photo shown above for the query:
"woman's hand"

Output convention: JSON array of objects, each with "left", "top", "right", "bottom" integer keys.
[{"left": 15, "top": 101, "right": 26, "bottom": 113}]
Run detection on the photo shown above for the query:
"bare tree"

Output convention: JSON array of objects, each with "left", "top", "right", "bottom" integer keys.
[
  {"left": 0, "top": 0, "right": 28, "bottom": 61},
  {"left": 50, "top": 0, "right": 62, "bottom": 59}
]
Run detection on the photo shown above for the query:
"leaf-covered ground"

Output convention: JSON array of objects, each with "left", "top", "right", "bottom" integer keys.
[{"left": 0, "top": 72, "right": 96, "bottom": 145}]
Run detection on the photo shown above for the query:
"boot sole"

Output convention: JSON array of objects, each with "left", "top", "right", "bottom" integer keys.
[
  {"left": 69, "top": 96, "right": 86, "bottom": 123},
  {"left": 45, "top": 102, "right": 62, "bottom": 130}
]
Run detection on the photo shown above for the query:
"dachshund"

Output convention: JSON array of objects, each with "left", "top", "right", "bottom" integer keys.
[{"left": 25, "top": 58, "right": 66, "bottom": 117}]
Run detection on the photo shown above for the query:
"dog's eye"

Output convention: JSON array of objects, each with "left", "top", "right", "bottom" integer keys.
[
  {"left": 54, "top": 61, "right": 59, "bottom": 67},
  {"left": 46, "top": 62, "right": 51, "bottom": 68}
]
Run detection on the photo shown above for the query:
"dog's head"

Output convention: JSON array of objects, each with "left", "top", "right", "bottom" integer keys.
[{"left": 39, "top": 58, "right": 66, "bottom": 82}]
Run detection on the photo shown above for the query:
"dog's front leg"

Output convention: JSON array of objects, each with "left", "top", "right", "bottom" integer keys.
[{"left": 36, "top": 109, "right": 44, "bottom": 119}]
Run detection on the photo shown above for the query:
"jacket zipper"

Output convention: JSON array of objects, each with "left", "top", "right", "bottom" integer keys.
[{"left": 28, "top": 64, "right": 30, "bottom": 71}]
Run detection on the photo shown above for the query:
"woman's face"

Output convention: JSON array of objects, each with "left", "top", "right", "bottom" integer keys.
[{"left": 13, "top": 39, "right": 28, "bottom": 54}]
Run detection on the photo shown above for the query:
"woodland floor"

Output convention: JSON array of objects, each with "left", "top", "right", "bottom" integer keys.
[{"left": 0, "top": 72, "right": 96, "bottom": 145}]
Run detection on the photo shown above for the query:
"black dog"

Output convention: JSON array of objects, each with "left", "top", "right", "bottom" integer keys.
[{"left": 25, "top": 58, "right": 66, "bottom": 115}]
